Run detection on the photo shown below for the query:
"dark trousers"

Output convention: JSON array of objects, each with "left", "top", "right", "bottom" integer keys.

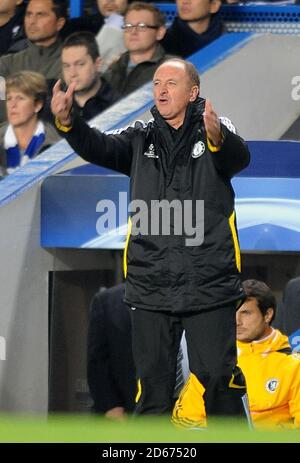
[{"left": 130, "top": 304, "right": 247, "bottom": 418}]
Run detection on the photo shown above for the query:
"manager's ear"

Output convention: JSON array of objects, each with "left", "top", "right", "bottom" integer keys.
[{"left": 189, "top": 85, "right": 199, "bottom": 102}]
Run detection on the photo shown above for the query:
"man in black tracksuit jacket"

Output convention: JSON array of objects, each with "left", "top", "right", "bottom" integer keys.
[{"left": 51, "top": 58, "right": 251, "bottom": 423}]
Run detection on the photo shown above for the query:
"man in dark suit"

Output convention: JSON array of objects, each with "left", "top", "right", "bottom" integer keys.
[
  {"left": 274, "top": 277, "right": 300, "bottom": 337},
  {"left": 87, "top": 283, "right": 136, "bottom": 419},
  {"left": 87, "top": 282, "right": 188, "bottom": 419}
]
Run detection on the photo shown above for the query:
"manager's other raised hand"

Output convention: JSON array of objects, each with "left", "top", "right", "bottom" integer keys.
[{"left": 203, "top": 99, "right": 222, "bottom": 148}]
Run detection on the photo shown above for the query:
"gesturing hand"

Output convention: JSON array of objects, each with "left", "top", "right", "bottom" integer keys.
[
  {"left": 203, "top": 99, "right": 222, "bottom": 147},
  {"left": 51, "top": 79, "right": 76, "bottom": 126}
]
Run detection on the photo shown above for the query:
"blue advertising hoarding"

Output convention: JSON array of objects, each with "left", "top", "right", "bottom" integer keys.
[{"left": 41, "top": 141, "right": 300, "bottom": 251}]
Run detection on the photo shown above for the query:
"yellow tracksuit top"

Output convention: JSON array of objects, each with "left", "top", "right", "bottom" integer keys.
[
  {"left": 238, "top": 329, "right": 300, "bottom": 429},
  {"left": 173, "top": 329, "right": 300, "bottom": 429}
]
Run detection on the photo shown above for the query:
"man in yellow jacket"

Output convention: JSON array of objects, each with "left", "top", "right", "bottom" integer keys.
[{"left": 173, "top": 279, "right": 300, "bottom": 429}]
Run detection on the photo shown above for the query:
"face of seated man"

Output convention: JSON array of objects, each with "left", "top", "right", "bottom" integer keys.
[
  {"left": 97, "top": 0, "right": 128, "bottom": 17},
  {"left": 236, "top": 298, "right": 274, "bottom": 344},
  {"left": 123, "top": 9, "right": 166, "bottom": 60},
  {"left": 0, "top": 0, "right": 23, "bottom": 19},
  {"left": 62, "top": 45, "right": 101, "bottom": 96},
  {"left": 176, "top": 0, "right": 221, "bottom": 23},
  {"left": 24, "top": 0, "right": 65, "bottom": 47}
]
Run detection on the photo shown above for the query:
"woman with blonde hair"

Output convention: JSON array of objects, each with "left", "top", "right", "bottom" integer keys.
[{"left": 0, "top": 70, "right": 60, "bottom": 176}]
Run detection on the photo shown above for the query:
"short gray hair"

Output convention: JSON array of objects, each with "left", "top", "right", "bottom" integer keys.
[{"left": 161, "top": 58, "right": 200, "bottom": 87}]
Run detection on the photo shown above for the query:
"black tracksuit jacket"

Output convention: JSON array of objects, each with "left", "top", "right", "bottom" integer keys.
[{"left": 61, "top": 98, "right": 250, "bottom": 313}]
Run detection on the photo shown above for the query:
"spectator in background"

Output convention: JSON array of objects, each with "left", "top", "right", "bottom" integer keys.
[
  {"left": 0, "top": 0, "right": 67, "bottom": 123},
  {"left": 95, "top": 0, "right": 128, "bottom": 73},
  {"left": 61, "top": 31, "right": 114, "bottom": 121},
  {"left": 0, "top": 71, "right": 60, "bottom": 176},
  {"left": 274, "top": 276, "right": 300, "bottom": 337},
  {"left": 173, "top": 280, "right": 300, "bottom": 429},
  {"left": 87, "top": 283, "right": 136, "bottom": 419},
  {"left": 60, "top": 0, "right": 104, "bottom": 40},
  {"left": 103, "top": 2, "right": 171, "bottom": 100},
  {"left": 87, "top": 283, "right": 188, "bottom": 419},
  {"left": 0, "top": 0, "right": 26, "bottom": 56},
  {"left": 162, "top": 0, "right": 224, "bottom": 58}
]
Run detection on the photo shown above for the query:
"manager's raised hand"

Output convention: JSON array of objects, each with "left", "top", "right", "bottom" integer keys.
[
  {"left": 51, "top": 80, "right": 76, "bottom": 127},
  {"left": 203, "top": 99, "right": 222, "bottom": 148}
]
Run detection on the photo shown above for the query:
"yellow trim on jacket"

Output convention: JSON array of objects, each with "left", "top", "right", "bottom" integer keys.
[
  {"left": 135, "top": 379, "right": 142, "bottom": 403},
  {"left": 123, "top": 217, "right": 132, "bottom": 278},
  {"left": 229, "top": 211, "right": 241, "bottom": 272}
]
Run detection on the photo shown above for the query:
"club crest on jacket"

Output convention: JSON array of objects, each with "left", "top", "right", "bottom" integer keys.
[
  {"left": 192, "top": 141, "right": 205, "bottom": 158},
  {"left": 265, "top": 378, "right": 279, "bottom": 393},
  {"left": 144, "top": 143, "right": 159, "bottom": 158}
]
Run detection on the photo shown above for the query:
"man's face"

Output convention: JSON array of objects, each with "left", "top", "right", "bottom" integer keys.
[
  {"left": 153, "top": 61, "right": 199, "bottom": 127},
  {"left": 25, "top": 0, "right": 65, "bottom": 46},
  {"left": 0, "top": 0, "right": 22, "bottom": 15},
  {"left": 236, "top": 298, "right": 273, "bottom": 343},
  {"left": 176, "top": 0, "right": 220, "bottom": 22},
  {"left": 62, "top": 46, "right": 101, "bottom": 94},
  {"left": 97, "top": 0, "right": 128, "bottom": 17},
  {"left": 123, "top": 9, "right": 164, "bottom": 54}
]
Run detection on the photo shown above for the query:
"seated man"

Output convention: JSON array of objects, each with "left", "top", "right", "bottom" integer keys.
[
  {"left": 87, "top": 283, "right": 188, "bottom": 419},
  {"left": 103, "top": 1, "right": 171, "bottom": 101},
  {"left": 162, "top": 0, "right": 224, "bottom": 58},
  {"left": 173, "top": 279, "right": 300, "bottom": 429},
  {"left": 274, "top": 276, "right": 300, "bottom": 337},
  {"left": 0, "top": 0, "right": 67, "bottom": 123},
  {"left": 87, "top": 283, "right": 136, "bottom": 419},
  {"left": 61, "top": 31, "right": 114, "bottom": 121},
  {"left": 95, "top": 0, "right": 128, "bottom": 73}
]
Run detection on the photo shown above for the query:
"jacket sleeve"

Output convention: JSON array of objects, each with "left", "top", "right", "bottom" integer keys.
[
  {"left": 289, "top": 357, "right": 300, "bottom": 428},
  {"left": 87, "top": 291, "right": 125, "bottom": 413},
  {"left": 210, "top": 124, "right": 251, "bottom": 178},
  {"left": 57, "top": 113, "right": 135, "bottom": 176},
  {"left": 0, "top": 54, "right": 11, "bottom": 79}
]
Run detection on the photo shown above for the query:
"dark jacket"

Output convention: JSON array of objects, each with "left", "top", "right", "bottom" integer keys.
[
  {"left": 73, "top": 78, "right": 115, "bottom": 121},
  {"left": 59, "top": 98, "right": 250, "bottom": 313},
  {"left": 0, "top": 39, "right": 62, "bottom": 80},
  {"left": 274, "top": 277, "right": 300, "bottom": 336},
  {"left": 42, "top": 78, "right": 114, "bottom": 124},
  {"left": 60, "top": 13, "right": 104, "bottom": 40},
  {"left": 162, "top": 13, "right": 225, "bottom": 58},
  {"left": 0, "top": 4, "right": 26, "bottom": 56},
  {"left": 0, "top": 39, "right": 62, "bottom": 124},
  {"left": 87, "top": 284, "right": 136, "bottom": 413},
  {"left": 103, "top": 44, "right": 171, "bottom": 100}
]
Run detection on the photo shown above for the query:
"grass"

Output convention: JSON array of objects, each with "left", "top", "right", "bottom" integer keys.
[{"left": 0, "top": 414, "right": 299, "bottom": 443}]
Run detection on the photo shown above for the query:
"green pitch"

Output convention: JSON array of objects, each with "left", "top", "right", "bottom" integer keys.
[{"left": 0, "top": 414, "right": 299, "bottom": 443}]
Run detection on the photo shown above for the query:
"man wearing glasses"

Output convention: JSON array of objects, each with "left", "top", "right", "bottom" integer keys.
[{"left": 103, "top": 1, "right": 172, "bottom": 101}]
